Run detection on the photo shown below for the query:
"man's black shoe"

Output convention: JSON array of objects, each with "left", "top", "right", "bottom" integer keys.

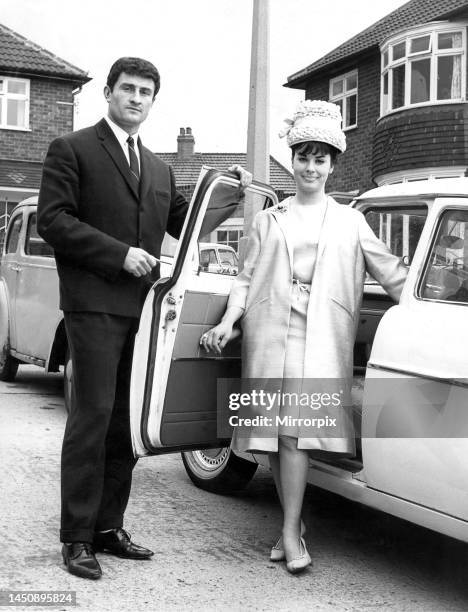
[
  {"left": 62, "top": 542, "right": 102, "bottom": 580},
  {"left": 93, "top": 528, "right": 154, "bottom": 560}
]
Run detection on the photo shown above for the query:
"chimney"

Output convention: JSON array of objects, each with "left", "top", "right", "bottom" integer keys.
[{"left": 177, "top": 126, "right": 195, "bottom": 159}]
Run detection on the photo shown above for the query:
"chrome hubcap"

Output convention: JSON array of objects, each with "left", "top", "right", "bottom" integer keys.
[{"left": 189, "top": 448, "right": 230, "bottom": 471}]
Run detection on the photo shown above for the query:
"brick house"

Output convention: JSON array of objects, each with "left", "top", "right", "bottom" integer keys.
[
  {"left": 0, "top": 23, "right": 89, "bottom": 234},
  {"left": 285, "top": 0, "right": 468, "bottom": 194},
  {"left": 156, "top": 127, "right": 296, "bottom": 252}
]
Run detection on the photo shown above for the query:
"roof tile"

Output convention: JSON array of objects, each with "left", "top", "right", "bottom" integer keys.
[
  {"left": 0, "top": 22, "right": 89, "bottom": 83},
  {"left": 154, "top": 152, "right": 296, "bottom": 192},
  {"left": 287, "top": 0, "right": 468, "bottom": 86}
]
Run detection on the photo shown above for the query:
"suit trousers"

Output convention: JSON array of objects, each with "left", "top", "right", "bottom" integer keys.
[{"left": 61, "top": 312, "right": 139, "bottom": 543}]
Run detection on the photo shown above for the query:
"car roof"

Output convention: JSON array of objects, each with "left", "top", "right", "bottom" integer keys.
[
  {"left": 13, "top": 195, "right": 38, "bottom": 210},
  {"left": 199, "top": 242, "right": 236, "bottom": 251},
  {"left": 356, "top": 178, "right": 468, "bottom": 202}
]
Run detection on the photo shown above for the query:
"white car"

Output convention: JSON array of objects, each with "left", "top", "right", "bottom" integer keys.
[
  {"left": 130, "top": 169, "right": 468, "bottom": 544},
  {"left": 0, "top": 188, "right": 237, "bottom": 411}
]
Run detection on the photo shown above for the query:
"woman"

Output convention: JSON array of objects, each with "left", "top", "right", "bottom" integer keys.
[{"left": 201, "top": 100, "right": 407, "bottom": 573}]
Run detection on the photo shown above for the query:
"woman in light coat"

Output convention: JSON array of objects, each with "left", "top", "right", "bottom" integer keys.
[{"left": 201, "top": 100, "right": 407, "bottom": 573}]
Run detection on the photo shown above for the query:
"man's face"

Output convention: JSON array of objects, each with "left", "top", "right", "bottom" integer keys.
[{"left": 104, "top": 72, "right": 156, "bottom": 133}]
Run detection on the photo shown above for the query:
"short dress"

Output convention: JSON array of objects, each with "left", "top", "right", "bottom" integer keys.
[{"left": 278, "top": 199, "right": 326, "bottom": 439}]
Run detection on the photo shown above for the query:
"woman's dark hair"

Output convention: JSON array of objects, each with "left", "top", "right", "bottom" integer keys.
[
  {"left": 291, "top": 141, "right": 339, "bottom": 165},
  {"left": 106, "top": 57, "right": 160, "bottom": 98}
]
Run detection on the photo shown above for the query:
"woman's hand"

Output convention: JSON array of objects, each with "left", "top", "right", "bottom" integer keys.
[
  {"left": 228, "top": 164, "right": 252, "bottom": 198},
  {"left": 200, "top": 322, "right": 240, "bottom": 355}
]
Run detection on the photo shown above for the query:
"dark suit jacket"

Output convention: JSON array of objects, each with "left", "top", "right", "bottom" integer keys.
[{"left": 38, "top": 119, "right": 188, "bottom": 317}]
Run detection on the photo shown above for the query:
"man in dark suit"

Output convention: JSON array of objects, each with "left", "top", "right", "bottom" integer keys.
[{"left": 38, "top": 57, "right": 249, "bottom": 580}]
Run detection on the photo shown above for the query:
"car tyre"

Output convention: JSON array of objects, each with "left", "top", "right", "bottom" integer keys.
[
  {"left": 64, "top": 346, "right": 73, "bottom": 413},
  {"left": 0, "top": 353, "right": 19, "bottom": 382},
  {"left": 181, "top": 447, "right": 257, "bottom": 494}
]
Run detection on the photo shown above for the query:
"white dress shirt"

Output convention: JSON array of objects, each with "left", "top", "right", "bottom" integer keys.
[{"left": 104, "top": 115, "right": 140, "bottom": 172}]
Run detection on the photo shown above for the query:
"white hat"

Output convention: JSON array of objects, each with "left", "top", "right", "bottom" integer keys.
[{"left": 279, "top": 100, "right": 346, "bottom": 153}]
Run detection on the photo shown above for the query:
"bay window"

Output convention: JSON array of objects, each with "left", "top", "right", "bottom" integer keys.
[{"left": 381, "top": 24, "right": 466, "bottom": 115}]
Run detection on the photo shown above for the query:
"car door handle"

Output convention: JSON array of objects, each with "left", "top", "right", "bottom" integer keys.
[{"left": 10, "top": 264, "right": 21, "bottom": 272}]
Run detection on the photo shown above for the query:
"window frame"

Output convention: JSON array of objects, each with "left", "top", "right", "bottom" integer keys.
[
  {"left": 4, "top": 213, "right": 23, "bottom": 255},
  {"left": 375, "top": 166, "right": 467, "bottom": 186},
  {"left": 417, "top": 206, "right": 468, "bottom": 306},
  {"left": 0, "top": 76, "right": 31, "bottom": 131},
  {"left": 364, "top": 203, "right": 428, "bottom": 267},
  {"left": 329, "top": 69, "right": 358, "bottom": 130},
  {"left": 380, "top": 22, "right": 468, "bottom": 117},
  {"left": 215, "top": 227, "right": 243, "bottom": 254},
  {"left": 25, "top": 212, "right": 54, "bottom": 258}
]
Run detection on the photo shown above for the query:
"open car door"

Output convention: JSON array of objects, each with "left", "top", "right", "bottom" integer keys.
[{"left": 130, "top": 168, "right": 277, "bottom": 457}]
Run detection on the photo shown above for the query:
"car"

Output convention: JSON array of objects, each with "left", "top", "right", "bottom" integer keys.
[
  {"left": 0, "top": 198, "right": 65, "bottom": 386},
  {"left": 0, "top": 187, "right": 234, "bottom": 411},
  {"left": 129, "top": 169, "right": 468, "bottom": 544},
  {"left": 198, "top": 242, "right": 238, "bottom": 275},
  {"left": 2, "top": 170, "right": 468, "bottom": 543}
]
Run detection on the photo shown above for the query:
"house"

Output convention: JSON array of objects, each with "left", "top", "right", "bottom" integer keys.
[
  {"left": 0, "top": 22, "right": 89, "bottom": 235},
  {"left": 285, "top": 0, "right": 468, "bottom": 193},
  {"left": 156, "top": 127, "right": 296, "bottom": 252}
]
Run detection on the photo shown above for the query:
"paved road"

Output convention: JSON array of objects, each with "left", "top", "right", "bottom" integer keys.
[{"left": 1, "top": 366, "right": 468, "bottom": 611}]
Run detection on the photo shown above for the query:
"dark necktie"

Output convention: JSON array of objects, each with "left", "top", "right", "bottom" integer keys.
[{"left": 127, "top": 136, "right": 140, "bottom": 183}]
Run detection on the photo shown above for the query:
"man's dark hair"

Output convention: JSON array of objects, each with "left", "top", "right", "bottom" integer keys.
[
  {"left": 106, "top": 57, "right": 160, "bottom": 98},
  {"left": 291, "top": 141, "right": 339, "bottom": 165}
]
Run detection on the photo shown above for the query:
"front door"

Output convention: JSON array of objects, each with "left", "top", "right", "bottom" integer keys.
[
  {"left": 130, "top": 168, "right": 277, "bottom": 457},
  {"left": 361, "top": 201, "right": 468, "bottom": 521}
]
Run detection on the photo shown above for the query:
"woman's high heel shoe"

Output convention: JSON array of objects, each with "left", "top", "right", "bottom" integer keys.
[
  {"left": 270, "top": 536, "right": 286, "bottom": 562},
  {"left": 270, "top": 522, "right": 306, "bottom": 562},
  {"left": 286, "top": 537, "right": 312, "bottom": 574}
]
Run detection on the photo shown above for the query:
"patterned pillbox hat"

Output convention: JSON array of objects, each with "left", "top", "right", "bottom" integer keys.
[{"left": 279, "top": 100, "right": 346, "bottom": 153}]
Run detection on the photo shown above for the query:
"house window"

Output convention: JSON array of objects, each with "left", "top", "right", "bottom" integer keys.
[
  {"left": 329, "top": 70, "right": 357, "bottom": 129},
  {"left": 381, "top": 24, "right": 466, "bottom": 116},
  {"left": 216, "top": 229, "right": 243, "bottom": 253},
  {"left": 0, "top": 77, "right": 30, "bottom": 130},
  {"left": 375, "top": 166, "right": 467, "bottom": 186}
]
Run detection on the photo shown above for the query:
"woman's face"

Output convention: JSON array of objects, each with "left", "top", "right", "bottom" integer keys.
[{"left": 292, "top": 149, "right": 334, "bottom": 195}]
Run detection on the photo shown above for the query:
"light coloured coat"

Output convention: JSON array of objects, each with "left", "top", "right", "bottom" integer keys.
[{"left": 227, "top": 197, "right": 408, "bottom": 453}]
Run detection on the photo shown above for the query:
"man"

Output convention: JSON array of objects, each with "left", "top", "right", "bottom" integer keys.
[{"left": 38, "top": 57, "right": 249, "bottom": 580}]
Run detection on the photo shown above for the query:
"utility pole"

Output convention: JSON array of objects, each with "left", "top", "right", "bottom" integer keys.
[{"left": 241, "top": 0, "right": 270, "bottom": 257}]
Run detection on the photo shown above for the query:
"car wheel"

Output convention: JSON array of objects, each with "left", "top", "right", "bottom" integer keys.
[
  {"left": 0, "top": 353, "right": 19, "bottom": 382},
  {"left": 64, "top": 346, "right": 73, "bottom": 413},
  {"left": 181, "top": 447, "right": 257, "bottom": 494}
]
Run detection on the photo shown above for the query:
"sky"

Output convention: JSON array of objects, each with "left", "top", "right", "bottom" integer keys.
[{"left": 1, "top": 0, "right": 408, "bottom": 169}]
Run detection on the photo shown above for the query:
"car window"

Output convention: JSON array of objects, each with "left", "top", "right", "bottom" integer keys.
[
  {"left": 365, "top": 205, "right": 428, "bottom": 263},
  {"left": 364, "top": 205, "right": 428, "bottom": 283},
  {"left": 161, "top": 233, "right": 178, "bottom": 258},
  {"left": 218, "top": 249, "right": 237, "bottom": 267},
  {"left": 419, "top": 208, "right": 468, "bottom": 304},
  {"left": 199, "top": 248, "right": 216, "bottom": 271},
  {"left": 5, "top": 214, "right": 22, "bottom": 254},
  {"left": 198, "top": 182, "right": 274, "bottom": 275},
  {"left": 25, "top": 213, "right": 54, "bottom": 257}
]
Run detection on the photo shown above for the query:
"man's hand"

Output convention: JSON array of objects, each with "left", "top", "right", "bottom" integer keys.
[
  {"left": 228, "top": 164, "right": 253, "bottom": 196},
  {"left": 123, "top": 247, "right": 158, "bottom": 277}
]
